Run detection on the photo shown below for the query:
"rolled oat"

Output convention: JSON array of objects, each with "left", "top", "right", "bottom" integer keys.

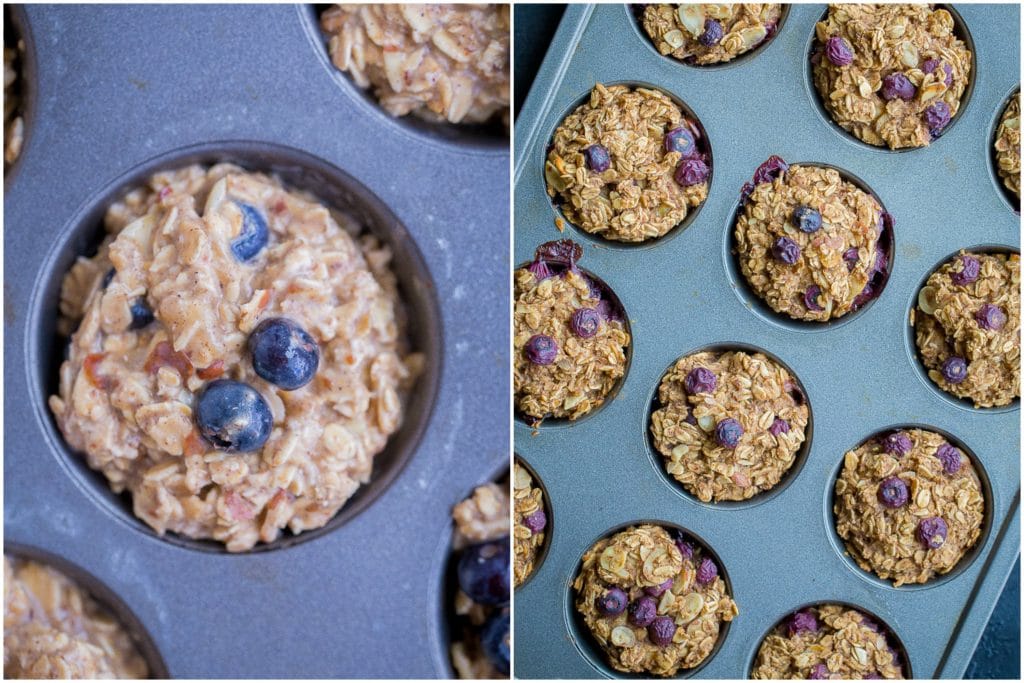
[
  {"left": 513, "top": 461, "right": 546, "bottom": 586},
  {"left": 641, "top": 4, "right": 783, "bottom": 66}
]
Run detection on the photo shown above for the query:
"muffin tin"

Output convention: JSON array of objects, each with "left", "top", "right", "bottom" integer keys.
[
  {"left": 4, "top": 4, "right": 507, "bottom": 677},
  {"left": 513, "top": 4, "right": 1019, "bottom": 678}
]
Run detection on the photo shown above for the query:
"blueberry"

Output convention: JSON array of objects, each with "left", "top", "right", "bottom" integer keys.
[
  {"left": 627, "top": 596, "right": 657, "bottom": 627},
  {"left": 248, "top": 318, "right": 319, "bottom": 390},
  {"left": 195, "top": 379, "right": 273, "bottom": 452},
  {"left": 696, "top": 556, "right": 718, "bottom": 585},
  {"left": 772, "top": 236, "right": 801, "bottom": 265},
  {"left": 788, "top": 609, "right": 819, "bottom": 636},
  {"left": 664, "top": 126, "right": 699, "bottom": 158},
  {"left": 684, "top": 367, "right": 717, "bottom": 394},
  {"left": 595, "top": 588, "right": 628, "bottom": 616},
  {"left": 917, "top": 517, "right": 948, "bottom": 549},
  {"left": 674, "top": 158, "right": 710, "bottom": 187},
  {"left": 699, "top": 18, "right": 723, "bottom": 47},
  {"left": 882, "top": 431, "right": 913, "bottom": 457},
  {"left": 941, "top": 356, "right": 968, "bottom": 384},
  {"left": 675, "top": 536, "right": 694, "bottom": 560},
  {"left": 570, "top": 308, "right": 601, "bottom": 339},
  {"left": 584, "top": 144, "right": 611, "bottom": 173},
  {"left": 457, "top": 537, "right": 510, "bottom": 607},
  {"left": 752, "top": 156, "right": 789, "bottom": 186},
  {"left": 975, "top": 304, "right": 1007, "bottom": 331},
  {"left": 101, "top": 268, "right": 116, "bottom": 289},
  {"left": 923, "top": 58, "right": 954, "bottom": 87},
  {"left": 648, "top": 616, "right": 677, "bottom": 647},
  {"left": 825, "top": 36, "right": 853, "bottom": 66},
  {"left": 935, "top": 443, "right": 962, "bottom": 475},
  {"left": 769, "top": 418, "right": 790, "bottom": 436},
  {"left": 644, "top": 579, "right": 673, "bottom": 597},
  {"left": 881, "top": 72, "right": 916, "bottom": 101},
  {"left": 923, "top": 101, "right": 952, "bottom": 137},
  {"left": 129, "top": 298, "right": 155, "bottom": 330},
  {"left": 810, "top": 663, "right": 830, "bottom": 680},
  {"left": 481, "top": 611, "right": 509, "bottom": 675},
  {"left": 843, "top": 247, "right": 860, "bottom": 271},
  {"left": 804, "top": 285, "right": 824, "bottom": 312},
  {"left": 877, "top": 476, "right": 909, "bottom": 508},
  {"left": 231, "top": 202, "right": 269, "bottom": 262},
  {"left": 524, "top": 335, "right": 557, "bottom": 365},
  {"left": 523, "top": 509, "right": 547, "bottom": 533},
  {"left": 792, "top": 205, "right": 822, "bottom": 233},
  {"left": 951, "top": 255, "right": 980, "bottom": 285},
  {"left": 527, "top": 259, "right": 552, "bottom": 281},
  {"left": 714, "top": 418, "right": 743, "bottom": 449}
]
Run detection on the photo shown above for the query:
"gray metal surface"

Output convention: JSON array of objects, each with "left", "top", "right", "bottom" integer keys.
[
  {"left": 513, "top": 4, "right": 1019, "bottom": 679},
  {"left": 4, "top": 4, "right": 508, "bottom": 678}
]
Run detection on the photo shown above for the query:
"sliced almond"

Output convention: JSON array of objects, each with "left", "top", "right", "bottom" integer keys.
[
  {"left": 676, "top": 5, "right": 706, "bottom": 37},
  {"left": 678, "top": 592, "right": 704, "bottom": 623},
  {"left": 918, "top": 286, "right": 938, "bottom": 315},
  {"left": 611, "top": 626, "right": 636, "bottom": 647},
  {"left": 663, "top": 29, "right": 686, "bottom": 49}
]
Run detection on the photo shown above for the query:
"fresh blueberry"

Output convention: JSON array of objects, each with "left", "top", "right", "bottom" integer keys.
[
  {"left": 524, "top": 335, "right": 557, "bottom": 365},
  {"left": 648, "top": 616, "right": 677, "bottom": 647},
  {"left": 570, "top": 308, "right": 601, "bottom": 339},
  {"left": 923, "top": 58, "right": 954, "bottom": 87},
  {"left": 129, "top": 298, "right": 155, "bottom": 330},
  {"left": 195, "top": 379, "right": 273, "bottom": 452},
  {"left": 877, "top": 476, "right": 909, "bottom": 508},
  {"left": 664, "top": 126, "right": 698, "bottom": 158},
  {"left": 457, "top": 536, "right": 510, "bottom": 606},
  {"left": 715, "top": 418, "right": 743, "bottom": 449},
  {"left": 882, "top": 431, "right": 913, "bottom": 457},
  {"left": 101, "top": 268, "right": 116, "bottom": 289},
  {"left": 523, "top": 509, "right": 547, "bottom": 533},
  {"left": 917, "top": 517, "right": 948, "bottom": 549},
  {"left": 975, "top": 304, "right": 1007, "bottom": 331},
  {"left": 231, "top": 202, "right": 269, "bottom": 262},
  {"left": 792, "top": 205, "right": 822, "bottom": 233},
  {"left": 810, "top": 663, "right": 830, "bottom": 680},
  {"left": 951, "top": 255, "right": 980, "bottom": 285},
  {"left": 772, "top": 236, "right": 801, "bottom": 264},
  {"left": 699, "top": 18, "right": 723, "bottom": 47},
  {"left": 595, "top": 588, "right": 628, "bottom": 616},
  {"left": 788, "top": 609, "right": 819, "bottom": 636},
  {"left": 644, "top": 579, "right": 674, "bottom": 597},
  {"left": 769, "top": 418, "right": 790, "bottom": 436},
  {"left": 941, "top": 356, "right": 968, "bottom": 384},
  {"left": 825, "top": 36, "right": 853, "bottom": 66},
  {"left": 881, "top": 72, "right": 916, "bottom": 101},
  {"left": 584, "top": 144, "right": 611, "bottom": 173},
  {"left": 481, "top": 611, "right": 509, "bottom": 675},
  {"left": 923, "top": 101, "right": 952, "bottom": 137},
  {"left": 684, "top": 367, "right": 717, "bottom": 394},
  {"left": 674, "top": 158, "right": 710, "bottom": 187},
  {"left": 696, "top": 556, "right": 718, "bottom": 585},
  {"left": 627, "top": 596, "right": 657, "bottom": 627},
  {"left": 935, "top": 443, "right": 962, "bottom": 475},
  {"left": 804, "top": 285, "right": 824, "bottom": 312},
  {"left": 248, "top": 317, "right": 319, "bottom": 390}
]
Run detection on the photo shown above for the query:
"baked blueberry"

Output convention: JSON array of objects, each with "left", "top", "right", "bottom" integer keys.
[
  {"left": 825, "top": 36, "right": 853, "bottom": 66},
  {"left": 584, "top": 144, "right": 611, "bottom": 173},
  {"left": 674, "top": 158, "right": 709, "bottom": 187},
  {"left": 627, "top": 596, "right": 657, "bottom": 627},
  {"left": 923, "top": 101, "right": 951, "bottom": 137},
  {"left": 714, "top": 418, "right": 743, "bottom": 449},
  {"left": 804, "top": 286, "right": 824, "bottom": 312},
  {"left": 248, "top": 317, "right": 320, "bottom": 390},
  {"left": 696, "top": 556, "right": 718, "bottom": 585},
  {"left": 877, "top": 476, "right": 909, "bottom": 508},
  {"left": 881, "top": 72, "right": 916, "bottom": 101},
  {"left": 975, "top": 304, "right": 1007, "bottom": 331},
  {"left": 772, "top": 236, "right": 801, "bottom": 264},
  {"left": 792, "top": 205, "right": 822, "bottom": 233},
  {"left": 195, "top": 379, "right": 273, "bottom": 452},
  {"left": 917, "top": 517, "right": 948, "bottom": 549},
  {"left": 570, "top": 308, "right": 601, "bottom": 339},
  {"left": 648, "top": 616, "right": 677, "bottom": 647},
  {"left": 699, "top": 18, "right": 723, "bottom": 47},
  {"left": 664, "top": 126, "right": 698, "bottom": 158},
  {"left": 923, "top": 58, "right": 954, "bottom": 87},
  {"left": 684, "top": 367, "right": 716, "bottom": 394},
  {"left": 524, "top": 334, "right": 557, "bottom": 365},
  {"left": 810, "top": 664, "right": 830, "bottom": 680},
  {"left": 128, "top": 299, "right": 155, "bottom": 330},
  {"left": 523, "top": 509, "right": 547, "bottom": 533},
  {"left": 457, "top": 536, "right": 510, "bottom": 607},
  {"left": 935, "top": 443, "right": 962, "bottom": 474},
  {"left": 769, "top": 418, "right": 790, "bottom": 436},
  {"left": 644, "top": 579, "right": 673, "bottom": 597},
  {"left": 941, "top": 356, "right": 968, "bottom": 384},
  {"left": 951, "top": 254, "right": 980, "bottom": 285},
  {"left": 481, "top": 611, "right": 510, "bottom": 675},
  {"left": 231, "top": 202, "right": 269, "bottom": 262},
  {"left": 882, "top": 432, "right": 912, "bottom": 457},
  {"left": 788, "top": 609, "right": 819, "bottom": 636},
  {"left": 595, "top": 588, "right": 628, "bottom": 616}
]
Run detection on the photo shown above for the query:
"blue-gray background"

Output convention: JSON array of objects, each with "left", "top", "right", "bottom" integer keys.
[{"left": 513, "top": 4, "right": 1020, "bottom": 679}]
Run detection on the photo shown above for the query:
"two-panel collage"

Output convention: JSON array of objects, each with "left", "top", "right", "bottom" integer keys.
[{"left": 0, "top": 1, "right": 1020, "bottom": 681}]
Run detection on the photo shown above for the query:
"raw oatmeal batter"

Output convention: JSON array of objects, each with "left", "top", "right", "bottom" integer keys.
[
  {"left": 640, "top": 4, "right": 783, "bottom": 66},
  {"left": 811, "top": 4, "right": 972, "bottom": 149},
  {"left": 513, "top": 460, "right": 546, "bottom": 586},
  {"left": 650, "top": 349, "right": 809, "bottom": 502},
  {"left": 4, "top": 556, "right": 149, "bottom": 679},
  {"left": 751, "top": 604, "right": 905, "bottom": 679},
  {"left": 994, "top": 92, "right": 1020, "bottom": 201},
  {"left": 49, "top": 163, "right": 421, "bottom": 552},
  {"left": 320, "top": 4, "right": 510, "bottom": 125},
  {"left": 913, "top": 251, "right": 1020, "bottom": 408},
  {"left": 834, "top": 428, "right": 985, "bottom": 586}
]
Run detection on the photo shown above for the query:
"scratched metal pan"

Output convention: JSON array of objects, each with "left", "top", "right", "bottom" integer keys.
[
  {"left": 3, "top": 3, "right": 508, "bottom": 678},
  {"left": 513, "top": 3, "right": 1019, "bottom": 679}
]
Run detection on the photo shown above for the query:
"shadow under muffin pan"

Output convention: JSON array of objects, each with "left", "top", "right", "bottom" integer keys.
[
  {"left": 542, "top": 80, "right": 713, "bottom": 250},
  {"left": 824, "top": 424, "right": 994, "bottom": 593},
  {"left": 723, "top": 161, "right": 894, "bottom": 333},
  {"left": 802, "top": 4, "right": 978, "bottom": 154},
  {"left": 5, "top": 5, "right": 507, "bottom": 676},
  {"left": 626, "top": 4, "right": 792, "bottom": 72},
  {"left": 514, "top": 3, "right": 1019, "bottom": 679},
  {"left": 903, "top": 244, "right": 1021, "bottom": 415},
  {"left": 643, "top": 342, "right": 814, "bottom": 511},
  {"left": 563, "top": 520, "right": 733, "bottom": 679},
  {"left": 299, "top": 4, "right": 508, "bottom": 153},
  {"left": 988, "top": 85, "right": 1021, "bottom": 214},
  {"left": 514, "top": 455, "right": 554, "bottom": 589}
]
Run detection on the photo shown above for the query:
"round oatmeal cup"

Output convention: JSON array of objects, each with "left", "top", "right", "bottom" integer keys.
[
  {"left": 989, "top": 86, "right": 1021, "bottom": 213},
  {"left": 726, "top": 156, "right": 894, "bottom": 332},
  {"left": 827, "top": 425, "right": 993, "bottom": 590},
  {"left": 805, "top": 4, "right": 976, "bottom": 152},
  {"left": 629, "top": 4, "right": 790, "bottom": 70},
  {"left": 748, "top": 602, "right": 911, "bottom": 679},
  {"left": 645, "top": 342, "right": 813, "bottom": 509},
  {"left": 29, "top": 141, "right": 442, "bottom": 553},
  {"left": 906, "top": 246, "right": 1020, "bottom": 412},
  {"left": 301, "top": 4, "right": 509, "bottom": 151},
  {"left": 543, "top": 81, "right": 712, "bottom": 247},
  {"left": 513, "top": 455, "right": 553, "bottom": 589},
  {"left": 3, "top": 4, "right": 34, "bottom": 178}
]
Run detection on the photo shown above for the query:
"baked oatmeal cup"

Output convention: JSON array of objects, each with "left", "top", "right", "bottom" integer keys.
[
  {"left": 545, "top": 83, "right": 710, "bottom": 243},
  {"left": 650, "top": 349, "right": 809, "bottom": 502},
  {"left": 751, "top": 604, "right": 906, "bottom": 679},
  {"left": 4, "top": 8, "right": 24, "bottom": 169},
  {"left": 573, "top": 524, "right": 737, "bottom": 677},
  {"left": 513, "top": 459, "right": 547, "bottom": 587},
  {"left": 320, "top": 4, "right": 510, "bottom": 126},
  {"left": 48, "top": 163, "right": 422, "bottom": 552},
  {"left": 639, "top": 4, "right": 784, "bottom": 66},
  {"left": 514, "top": 240, "right": 630, "bottom": 423},
  {"left": 834, "top": 428, "right": 985, "bottom": 587},
  {"left": 913, "top": 251, "right": 1020, "bottom": 408},
  {"left": 811, "top": 4, "right": 972, "bottom": 150},
  {"left": 4, "top": 556, "right": 149, "bottom": 679},
  {"left": 734, "top": 156, "right": 891, "bottom": 322},
  {"left": 994, "top": 91, "right": 1020, "bottom": 202},
  {"left": 449, "top": 478, "right": 510, "bottom": 679}
]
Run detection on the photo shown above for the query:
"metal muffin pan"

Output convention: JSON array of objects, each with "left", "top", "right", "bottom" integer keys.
[
  {"left": 4, "top": 4, "right": 508, "bottom": 677},
  {"left": 513, "top": 3, "right": 1019, "bottom": 679}
]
